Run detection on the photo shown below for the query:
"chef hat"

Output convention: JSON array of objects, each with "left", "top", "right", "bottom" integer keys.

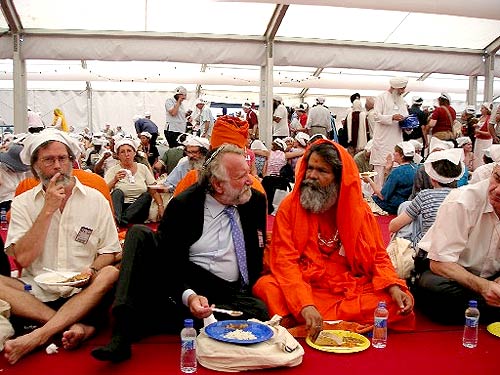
[
  {"left": 20, "top": 128, "right": 82, "bottom": 164},
  {"left": 315, "top": 97, "right": 325, "bottom": 104},
  {"left": 295, "top": 132, "right": 310, "bottom": 147},
  {"left": 242, "top": 102, "right": 252, "bottom": 109},
  {"left": 140, "top": 132, "right": 152, "bottom": 139},
  {"left": 481, "top": 102, "right": 493, "bottom": 112},
  {"left": 114, "top": 138, "right": 139, "bottom": 153},
  {"left": 195, "top": 98, "right": 205, "bottom": 106},
  {"left": 456, "top": 136, "right": 472, "bottom": 147},
  {"left": 250, "top": 139, "right": 268, "bottom": 151},
  {"left": 396, "top": 141, "right": 415, "bottom": 157},
  {"left": 389, "top": 76, "right": 408, "bottom": 89},
  {"left": 184, "top": 136, "right": 209, "bottom": 150},
  {"left": 273, "top": 95, "right": 283, "bottom": 103},
  {"left": 429, "top": 137, "right": 454, "bottom": 153},
  {"left": 424, "top": 148, "right": 465, "bottom": 184}
]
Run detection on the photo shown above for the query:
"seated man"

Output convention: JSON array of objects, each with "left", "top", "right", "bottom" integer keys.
[
  {"left": 0, "top": 129, "right": 121, "bottom": 365},
  {"left": 253, "top": 140, "right": 415, "bottom": 339},
  {"left": 92, "top": 144, "right": 268, "bottom": 363},
  {"left": 416, "top": 162, "right": 500, "bottom": 324},
  {"left": 389, "top": 148, "right": 465, "bottom": 249}
]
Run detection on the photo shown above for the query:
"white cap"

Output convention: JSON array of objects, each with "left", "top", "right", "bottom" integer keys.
[
  {"left": 295, "top": 132, "right": 310, "bottom": 147},
  {"left": 174, "top": 86, "right": 187, "bottom": 96},
  {"left": 273, "top": 138, "right": 287, "bottom": 151},
  {"left": 424, "top": 148, "right": 465, "bottom": 184},
  {"left": 456, "top": 136, "right": 472, "bottom": 147},
  {"left": 250, "top": 139, "right": 267, "bottom": 151},
  {"left": 429, "top": 137, "right": 454, "bottom": 153},
  {"left": 140, "top": 132, "right": 152, "bottom": 139},
  {"left": 396, "top": 141, "right": 415, "bottom": 157},
  {"left": 412, "top": 96, "right": 423, "bottom": 105},
  {"left": 115, "top": 138, "right": 139, "bottom": 153},
  {"left": 389, "top": 76, "right": 408, "bottom": 89},
  {"left": 316, "top": 97, "right": 325, "bottom": 104},
  {"left": 439, "top": 93, "right": 451, "bottom": 102},
  {"left": 184, "top": 136, "right": 209, "bottom": 149},
  {"left": 273, "top": 95, "right": 283, "bottom": 103},
  {"left": 20, "top": 128, "right": 82, "bottom": 164},
  {"left": 144, "top": 111, "right": 152, "bottom": 117}
]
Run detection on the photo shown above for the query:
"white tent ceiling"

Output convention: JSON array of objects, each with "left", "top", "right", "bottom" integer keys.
[{"left": 0, "top": 0, "right": 499, "bottom": 133}]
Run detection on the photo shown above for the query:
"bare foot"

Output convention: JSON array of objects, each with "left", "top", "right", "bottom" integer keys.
[
  {"left": 61, "top": 323, "right": 95, "bottom": 350},
  {"left": 4, "top": 330, "right": 44, "bottom": 365}
]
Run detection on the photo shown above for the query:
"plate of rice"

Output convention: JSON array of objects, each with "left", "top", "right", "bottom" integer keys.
[{"left": 205, "top": 320, "right": 273, "bottom": 344}]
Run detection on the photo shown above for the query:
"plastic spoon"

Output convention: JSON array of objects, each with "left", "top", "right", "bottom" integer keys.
[{"left": 211, "top": 307, "right": 243, "bottom": 317}]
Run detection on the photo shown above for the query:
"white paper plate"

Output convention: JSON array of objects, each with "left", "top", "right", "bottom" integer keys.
[
  {"left": 359, "top": 171, "right": 378, "bottom": 179},
  {"left": 34, "top": 271, "right": 90, "bottom": 287}
]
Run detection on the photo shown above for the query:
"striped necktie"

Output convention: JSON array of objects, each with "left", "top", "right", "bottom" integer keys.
[{"left": 223, "top": 206, "right": 249, "bottom": 286}]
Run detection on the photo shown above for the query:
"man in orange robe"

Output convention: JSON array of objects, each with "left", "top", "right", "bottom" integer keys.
[{"left": 253, "top": 140, "right": 415, "bottom": 338}]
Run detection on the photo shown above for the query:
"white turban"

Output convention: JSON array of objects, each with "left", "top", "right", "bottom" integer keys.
[
  {"left": 397, "top": 141, "right": 415, "bottom": 157},
  {"left": 429, "top": 137, "right": 454, "bottom": 153},
  {"left": 390, "top": 77, "right": 408, "bottom": 89},
  {"left": 424, "top": 148, "right": 465, "bottom": 184},
  {"left": 456, "top": 136, "right": 472, "bottom": 147},
  {"left": 295, "top": 132, "right": 310, "bottom": 147},
  {"left": 184, "top": 136, "right": 209, "bottom": 150},
  {"left": 488, "top": 145, "right": 500, "bottom": 163},
  {"left": 250, "top": 139, "right": 268, "bottom": 151},
  {"left": 114, "top": 138, "right": 139, "bottom": 153},
  {"left": 20, "top": 128, "right": 82, "bottom": 165}
]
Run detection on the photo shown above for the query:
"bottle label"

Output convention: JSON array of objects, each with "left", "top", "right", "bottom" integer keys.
[
  {"left": 374, "top": 317, "right": 387, "bottom": 328},
  {"left": 465, "top": 317, "right": 478, "bottom": 327},
  {"left": 182, "top": 339, "right": 195, "bottom": 350}
]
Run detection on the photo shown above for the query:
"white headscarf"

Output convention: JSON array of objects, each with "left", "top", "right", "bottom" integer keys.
[
  {"left": 20, "top": 128, "right": 82, "bottom": 165},
  {"left": 424, "top": 148, "right": 465, "bottom": 184}
]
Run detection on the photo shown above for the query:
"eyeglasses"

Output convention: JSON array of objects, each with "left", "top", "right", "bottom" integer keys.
[
  {"left": 39, "top": 155, "right": 72, "bottom": 167},
  {"left": 202, "top": 145, "right": 227, "bottom": 170}
]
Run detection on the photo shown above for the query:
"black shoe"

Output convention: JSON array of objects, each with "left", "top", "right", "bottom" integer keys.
[{"left": 91, "top": 337, "right": 131, "bottom": 363}]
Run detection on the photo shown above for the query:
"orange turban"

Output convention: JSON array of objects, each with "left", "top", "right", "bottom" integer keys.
[{"left": 210, "top": 115, "right": 249, "bottom": 149}]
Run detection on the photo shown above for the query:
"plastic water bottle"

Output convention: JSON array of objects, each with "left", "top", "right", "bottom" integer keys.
[
  {"left": 180, "top": 318, "right": 197, "bottom": 373},
  {"left": 0, "top": 208, "right": 7, "bottom": 231},
  {"left": 462, "top": 300, "right": 480, "bottom": 348},
  {"left": 372, "top": 301, "right": 389, "bottom": 348},
  {"left": 24, "top": 284, "right": 32, "bottom": 293}
]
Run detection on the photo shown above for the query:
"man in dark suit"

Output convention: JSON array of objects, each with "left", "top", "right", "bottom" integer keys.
[{"left": 92, "top": 143, "right": 268, "bottom": 363}]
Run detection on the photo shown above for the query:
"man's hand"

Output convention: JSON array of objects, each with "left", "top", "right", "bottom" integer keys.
[
  {"left": 44, "top": 173, "right": 66, "bottom": 214},
  {"left": 300, "top": 305, "right": 323, "bottom": 338},
  {"left": 392, "top": 114, "right": 405, "bottom": 122},
  {"left": 388, "top": 285, "right": 413, "bottom": 315},
  {"left": 482, "top": 280, "right": 500, "bottom": 307},
  {"left": 187, "top": 294, "right": 212, "bottom": 319}
]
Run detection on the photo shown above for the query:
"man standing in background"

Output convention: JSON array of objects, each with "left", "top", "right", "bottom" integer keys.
[
  {"left": 242, "top": 102, "right": 259, "bottom": 140},
  {"left": 272, "top": 96, "right": 289, "bottom": 139},
  {"left": 306, "top": 97, "right": 331, "bottom": 138},
  {"left": 165, "top": 86, "right": 188, "bottom": 148},
  {"left": 370, "top": 77, "right": 408, "bottom": 190}
]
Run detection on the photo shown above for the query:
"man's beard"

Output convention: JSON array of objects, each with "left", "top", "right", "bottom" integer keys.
[
  {"left": 300, "top": 178, "right": 339, "bottom": 213},
  {"left": 36, "top": 167, "right": 73, "bottom": 188},
  {"left": 223, "top": 183, "right": 252, "bottom": 206},
  {"left": 391, "top": 90, "right": 404, "bottom": 107},
  {"left": 189, "top": 157, "right": 205, "bottom": 171}
]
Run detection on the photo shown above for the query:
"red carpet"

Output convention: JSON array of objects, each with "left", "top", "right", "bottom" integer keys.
[{"left": 0, "top": 217, "right": 499, "bottom": 373}]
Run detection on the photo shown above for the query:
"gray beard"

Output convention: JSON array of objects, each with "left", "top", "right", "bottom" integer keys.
[
  {"left": 38, "top": 170, "right": 72, "bottom": 188},
  {"left": 391, "top": 91, "right": 404, "bottom": 108},
  {"left": 189, "top": 158, "right": 205, "bottom": 171},
  {"left": 299, "top": 179, "right": 339, "bottom": 213}
]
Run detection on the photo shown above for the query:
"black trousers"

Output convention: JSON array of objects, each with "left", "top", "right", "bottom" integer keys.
[
  {"left": 415, "top": 269, "right": 500, "bottom": 325},
  {"left": 111, "top": 190, "right": 151, "bottom": 226}
]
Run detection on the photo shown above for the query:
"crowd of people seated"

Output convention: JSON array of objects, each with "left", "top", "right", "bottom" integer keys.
[{"left": 0, "top": 84, "right": 498, "bottom": 367}]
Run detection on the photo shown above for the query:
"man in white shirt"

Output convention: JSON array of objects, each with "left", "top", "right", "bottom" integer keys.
[
  {"left": 165, "top": 86, "right": 188, "bottom": 148},
  {"left": 416, "top": 163, "right": 500, "bottom": 324},
  {"left": 272, "top": 95, "right": 289, "bottom": 138},
  {"left": 306, "top": 97, "right": 331, "bottom": 138},
  {"left": 370, "top": 77, "right": 409, "bottom": 190},
  {"left": 0, "top": 129, "right": 121, "bottom": 364}
]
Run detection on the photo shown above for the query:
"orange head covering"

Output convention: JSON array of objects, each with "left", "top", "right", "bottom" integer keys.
[
  {"left": 289, "top": 139, "right": 389, "bottom": 277},
  {"left": 210, "top": 115, "right": 249, "bottom": 150}
]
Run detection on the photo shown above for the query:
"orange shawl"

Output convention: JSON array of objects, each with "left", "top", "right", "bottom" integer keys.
[{"left": 254, "top": 139, "right": 414, "bottom": 330}]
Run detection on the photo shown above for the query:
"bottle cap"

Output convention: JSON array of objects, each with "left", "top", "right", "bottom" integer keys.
[
  {"left": 24, "top": 284, "right": 32, "bottom": 292},
  {"left": 184, "top": 318, "right": 194, "bottom": 327},
  {"left": 378, "top": 301, "right": 387, "bottom": 308},
  {"left": 468, "top": 300, "right": 477, "bottom": 308}
]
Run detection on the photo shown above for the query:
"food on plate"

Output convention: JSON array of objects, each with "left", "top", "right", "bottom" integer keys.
[
  {"left": 314, "top": 331, "right": 365, "bottom": 348},
  {"left": 314, "top": 331, "right": 343, "bottom": 346},
  {"left": 359, "top": 172, "right": 376, "bottom": 178},
  {"left": 226, "top": 323, "right": 249, "bottom": 330},
  {"left": 223, "top": 329, "right": 257, "bottom": 340},
  {"left": 57, "top": 273, "right": 89, "bottom": 284}
]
